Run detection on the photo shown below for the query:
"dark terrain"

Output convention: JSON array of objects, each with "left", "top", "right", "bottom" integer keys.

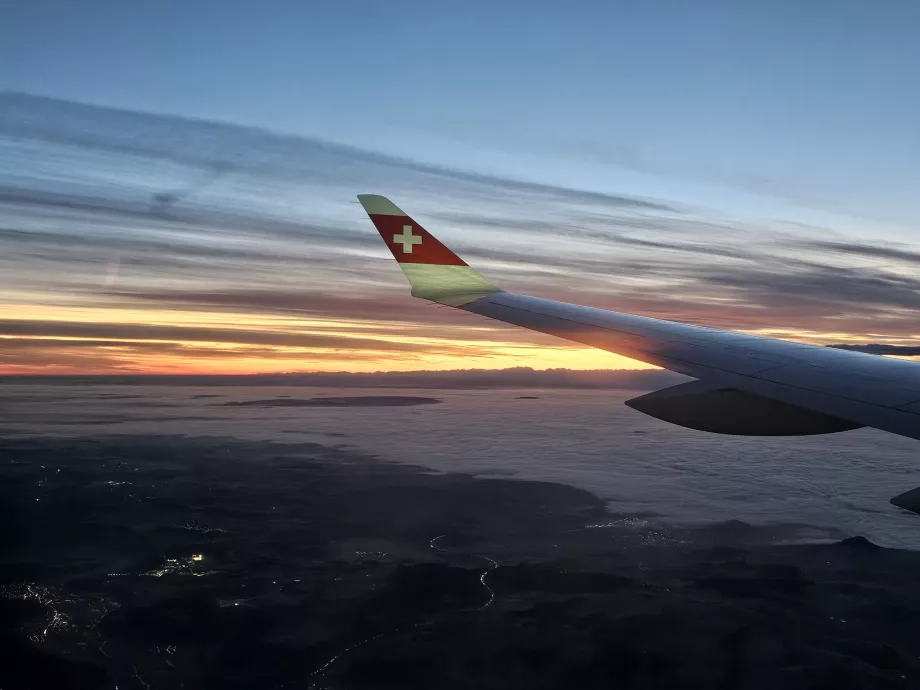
[{"left": 3, "top": 432, "right": 920, "bottom": 689}]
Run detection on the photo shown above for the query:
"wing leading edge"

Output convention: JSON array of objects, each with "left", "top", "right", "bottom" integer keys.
[{"left": 358, "top": 194, "right": 920, "bottom": 443}]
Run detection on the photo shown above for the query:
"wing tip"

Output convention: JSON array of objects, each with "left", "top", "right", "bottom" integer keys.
[
  {"left": 356, "top": 193, "right": 502, "bottom": 305},
  {"left": 357, "top": 194, "right": 407, "bottom": 216}
]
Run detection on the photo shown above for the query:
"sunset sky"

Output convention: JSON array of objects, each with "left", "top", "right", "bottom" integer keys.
[{"left": 2, "top": 1, "right": 919, "bottom": 374}]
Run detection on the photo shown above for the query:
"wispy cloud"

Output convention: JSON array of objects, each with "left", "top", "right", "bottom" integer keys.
[
  {"left": 0, "top": 367, "right": 687, "bottom": 389},
  {"left": 801, "top": 240, "right": 920, "bottom": 267},
  {"left": 2, "top": 92, "right": 920, "bottom": 374},
  {"left": 0, "top": 319, "right": 478, "bottom": 354}
]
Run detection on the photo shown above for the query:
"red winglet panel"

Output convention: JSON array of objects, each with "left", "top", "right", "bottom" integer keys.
[{"left": 367, "top": 214, "right": 467, "bottom": 266}]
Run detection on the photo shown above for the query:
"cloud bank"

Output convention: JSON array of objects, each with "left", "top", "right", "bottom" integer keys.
[{"left": 1, "top": 93, "right": 918, "bottom": 373}]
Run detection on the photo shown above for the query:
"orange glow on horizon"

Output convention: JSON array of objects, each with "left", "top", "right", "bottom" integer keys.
[
  {"left": 3, "top": 302, "right": 914, "bottom": 376},
  {"left": 0, "top": 338, "right": 655, "bottom": 375}
]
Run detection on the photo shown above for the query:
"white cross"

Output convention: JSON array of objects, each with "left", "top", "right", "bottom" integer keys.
[{"left": 392, "top": 225, "right": 422, "bottom": 254}]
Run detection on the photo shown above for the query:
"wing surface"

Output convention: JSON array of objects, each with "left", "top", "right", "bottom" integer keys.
[{"left": 358, "top": 194, "right": 920, "bottom": 442}]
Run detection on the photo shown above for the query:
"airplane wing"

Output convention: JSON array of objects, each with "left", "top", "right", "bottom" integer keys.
[{"left": 358, "top": 194, "right": 920, "bottom": 443}]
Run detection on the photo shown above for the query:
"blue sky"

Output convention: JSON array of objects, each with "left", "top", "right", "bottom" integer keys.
[
  {"left": 2, "top": 1, "right": 920, "bottom": 373},
  {"left": 3, "top": 0, "right": 919, "bottom": 232}
]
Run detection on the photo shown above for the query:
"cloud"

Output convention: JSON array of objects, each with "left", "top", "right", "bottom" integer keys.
[
  {"left": 97, "top": 288, "right": 551, "bottom": 344},
  {"left": 802, "top": 240, "right": 920, "bottom": 267},
  {"left": 0, "top": 92, "right": 673, "bottom": 214},
  {"left": 0, "top": 367, "right": 687, "bottom": 389},
  {"left": 432, "top": 210, "right": 749, "bottom": 262},
  {"left": 3, "top": 92, "right": 920, "bottom": 373},
  {"left": 0, "top": 191, "right": 376, "bottom": 250},
  {"left": 0, "top": 320, "right": 476, "bottom": 355},
  {"left": 0, "top": 337, "right": 177, "bottom": 349},
  {"left": 701, "top": 264, "right": 920, "bottom": 313},
  {"left": 0, "top": 339, "right": 420, "bottom": 364}
]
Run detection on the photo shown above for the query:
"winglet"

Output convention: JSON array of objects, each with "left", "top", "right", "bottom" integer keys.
[{"left": 358, "top": 194, "right": 501, "bottom": 307}]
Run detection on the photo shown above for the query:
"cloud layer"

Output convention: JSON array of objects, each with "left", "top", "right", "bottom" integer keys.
[{"left": 2, "top": 93, "right": 918, "bottom": 373}]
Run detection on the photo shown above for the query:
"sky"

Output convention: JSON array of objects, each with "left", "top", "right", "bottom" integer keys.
[{"left": 1, "top": 0, "right": 919, "bottom": 374}]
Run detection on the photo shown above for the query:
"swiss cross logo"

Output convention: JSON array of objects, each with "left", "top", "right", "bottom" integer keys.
[
  {"left": 367, "top": 213, "right": 466, "bottom": 265},
  {"left": 392, "top": 225, "right": 422, "bottom": 254}
]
